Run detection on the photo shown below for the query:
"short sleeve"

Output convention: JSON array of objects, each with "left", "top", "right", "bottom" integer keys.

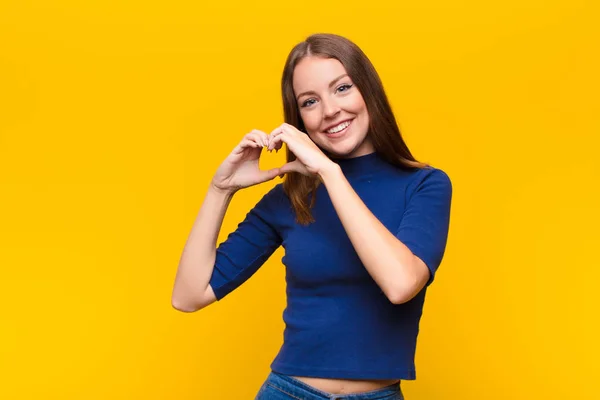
[
  {"left": 395, "top": 167, "right": 453, "bottom": 287},
  {"left": 209, "top": 185, "right": 284, "bottom": 300}
]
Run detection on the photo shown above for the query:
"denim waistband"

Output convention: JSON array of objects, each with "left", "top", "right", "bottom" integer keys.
[{"left": 263, "top": 371, "right": 402, "bottom": 400}]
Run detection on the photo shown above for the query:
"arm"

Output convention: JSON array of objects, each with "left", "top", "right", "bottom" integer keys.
[
  {"left": 319, "top": 165, "right": 452, "bottom": 304},
  {"left": 172, "top": 129, "right": 283, "bottom": 313},
  {"left": 171, "top": 185, "right": 234, "bottom": 312},
  {"left": 172, "top": 183, "right": 284, "bottom": 313}
]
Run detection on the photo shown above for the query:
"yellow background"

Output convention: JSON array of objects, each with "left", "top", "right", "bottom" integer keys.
[{"left": 1, "top": 1, "right": 598, "bottom": 399}]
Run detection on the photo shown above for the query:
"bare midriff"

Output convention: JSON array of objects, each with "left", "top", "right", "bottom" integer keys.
[{"left": 291, "top": 376, "right": 400, "bottom": 395}]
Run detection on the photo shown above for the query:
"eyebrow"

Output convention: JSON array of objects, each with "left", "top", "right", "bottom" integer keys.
[{"left": 296, "top": 74, "right": 350, "bottom": 100}]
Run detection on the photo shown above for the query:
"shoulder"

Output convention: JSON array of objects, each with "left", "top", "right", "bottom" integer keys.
[
  {"left": 405, "top": 165, "right": 452, "bottom": 199},
  {"left": 264, "top": 182, "right": 287, "bottom": 201},
  {"left": 254, "top": 183, "right": 290, "bottom": 211}
]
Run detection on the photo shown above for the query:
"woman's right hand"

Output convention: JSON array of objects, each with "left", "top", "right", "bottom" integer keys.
[{"left": 211, "top": 130, "right": 282, "bottom": 194}]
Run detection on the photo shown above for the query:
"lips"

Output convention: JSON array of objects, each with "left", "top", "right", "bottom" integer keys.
[
  {"left": 323, "top": 118, "right": 353, "bottom": 133},
  {"left": 324, "top": 119, "right": 352, "bottom": 138}
]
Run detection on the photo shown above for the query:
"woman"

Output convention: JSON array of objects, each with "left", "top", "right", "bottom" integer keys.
[{"left": 172, "top": 33, "right": 453, "bottom": 400}]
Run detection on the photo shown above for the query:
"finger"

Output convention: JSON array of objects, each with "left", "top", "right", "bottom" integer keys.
[
  {"left": 267, "top": 132, "right": 284, "bottom": 151},
  {"left": 280, "top": 123, "right": 302, "bottom": 136},
  {"left": 268, "top": 140, "right": 284, "bottom": 153},
  {"left": 268, "top": 128, "right": 288, "bottom": 151},
  {"left": 257, "top": 167, "right": 283, "bottom": 182},
  {"left": 244, "top": 132, "right": 262, "bottom": 147},
  {"left": 233, "top": 138, "right": 261, "bottom": 154},
  {"left": 269, "top": 125, "right": 284, "bottom": 136},
  {"left": 277, "top": 160, "right": 308, "bottom": 178},
  {"left": 280, "top": 159, "right": 307, "bottom": 174},
  {"left": 268, "top": 125, "right": 286, "bottom": 139},
  {"left": 257, "top": 130, "right": 271, "bottom": 148},
  {"left": 247, "top": 130, "right": 268, "bottom": 147},
  {"left": 273, "top": 124, "right": 292, "bottom": 142},
  {"left": 271, "top": 124, "right": 307, "bottom": 150}
]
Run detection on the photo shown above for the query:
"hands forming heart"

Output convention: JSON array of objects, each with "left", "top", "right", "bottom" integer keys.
[
  {"left": 211, "top": 123, "right": 336, "bottom": 194},
  {"left": 267, "top": 123, "right": 335, "bottom": 177}
]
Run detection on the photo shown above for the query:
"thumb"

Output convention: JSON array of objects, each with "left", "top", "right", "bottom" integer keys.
[
  {"left": 279, "top": 160, "right": 304, "bottom": 177},
  {"left": 258, "top": 167, "right": 284, "bottom": 182}
]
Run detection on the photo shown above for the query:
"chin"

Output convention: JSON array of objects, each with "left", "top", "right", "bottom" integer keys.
[{"left": 321, "top": 141, "right": 362, "bottom": 158}]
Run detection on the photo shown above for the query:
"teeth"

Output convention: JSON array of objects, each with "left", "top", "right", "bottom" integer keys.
[{"left": 326, "top": 120, "right": 350, "bottom": 134}]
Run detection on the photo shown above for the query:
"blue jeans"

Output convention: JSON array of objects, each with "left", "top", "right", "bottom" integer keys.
[{"left": 255, "top": 372, "right": 404, "bottom": 400}]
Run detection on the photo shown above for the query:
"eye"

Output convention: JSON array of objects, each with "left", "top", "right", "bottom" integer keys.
[
  {"left": 336, "top": 83, "right": 353, "bottom": 93},
  {"left": 300, "top": 98, "right": 317, "bottom": 108}
]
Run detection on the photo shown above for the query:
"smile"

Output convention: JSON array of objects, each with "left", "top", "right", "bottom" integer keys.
[{"left": 324, "top": 119, "right": 353, "bottom": 138}]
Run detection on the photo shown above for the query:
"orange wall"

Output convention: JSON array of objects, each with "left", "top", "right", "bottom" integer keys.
[{"left": 1, "top": 1, "right": 598, "bottom": 399}]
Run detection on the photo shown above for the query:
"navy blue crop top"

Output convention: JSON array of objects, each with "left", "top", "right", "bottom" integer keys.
[{"left": 209, "top": 151, "right": 452, "bottom": 380}]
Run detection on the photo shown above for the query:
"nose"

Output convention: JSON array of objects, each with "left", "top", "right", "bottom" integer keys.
[{"left": 322, "top": 97, "right": 340, "bottom": 119}]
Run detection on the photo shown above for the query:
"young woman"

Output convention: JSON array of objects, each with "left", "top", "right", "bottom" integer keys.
[{"left": 172, "top": 33, "right": 453, "bottom": 400}]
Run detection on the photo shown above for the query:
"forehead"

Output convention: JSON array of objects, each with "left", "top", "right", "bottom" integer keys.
[{"left": 292, "top": 57, "right": 348, "bottom": 93}]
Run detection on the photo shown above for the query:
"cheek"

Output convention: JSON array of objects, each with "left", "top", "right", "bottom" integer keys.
[
  {"left": 360, "top": 108, "right": 369, "bottom": 125},
  {"left": 349, "top": 94, "right": 368, "bottom": 115},
  {"left": 353, "top": 100, "right": 369, "bottom": 127},
  {"left": 300, "top": 110, "right": 321, "bottom": 132},
  {"left": 354, "top": 99, "right": 367, "bottom": 115}
]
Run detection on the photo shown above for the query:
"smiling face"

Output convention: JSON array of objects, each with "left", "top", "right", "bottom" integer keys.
[{"left": 293, "top": 56, "right": 374, "bottom": 159}]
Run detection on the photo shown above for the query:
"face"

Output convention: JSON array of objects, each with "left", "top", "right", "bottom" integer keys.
[{"left": 293, "top": 56, "right": 374, "bottom": 159}]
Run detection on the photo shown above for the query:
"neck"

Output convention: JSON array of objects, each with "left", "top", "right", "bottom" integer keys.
[{"left": 330, "top": 151, "right": 388, "bottom": 177}]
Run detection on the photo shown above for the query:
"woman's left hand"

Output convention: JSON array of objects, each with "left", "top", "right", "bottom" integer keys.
[{"left": 267, "top": 123, "right": 336, "bottom": 177}]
